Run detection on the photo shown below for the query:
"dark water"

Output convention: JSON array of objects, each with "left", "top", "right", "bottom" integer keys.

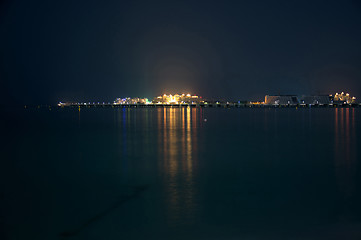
[{"left": 1, "top": 107, "right": 361, "bottom": 240}]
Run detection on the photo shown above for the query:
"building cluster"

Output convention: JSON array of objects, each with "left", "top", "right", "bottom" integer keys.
[
  {"left": 114, "top": 97, "right": 149, "bottom": 105},
  {"left": 264, "top": 92, "right": 357, "bottom": 106},
  {"left": 333, "top": 92, "right": 356, "bottom": 104},
  {"left": 152, "top": 94, "right": 203, "bottom": 104},
  {"left": 112, "top": 94, "right": 203, "bottom": 105},
  {"left": 58, "top": 91, "right": 358, "bottom": 107}
]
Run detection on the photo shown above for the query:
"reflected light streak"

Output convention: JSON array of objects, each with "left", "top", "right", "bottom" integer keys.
[
  {"left": 334, "top": 107, "right": 357, "bottom": 219},
  {"left": 159, "top": 107, "right": 198, "bottom": 226}
]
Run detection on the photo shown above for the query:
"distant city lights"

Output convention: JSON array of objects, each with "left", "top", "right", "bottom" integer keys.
[
  {"left": 152, "top": 93, "right": 202, "bottom": 104},
  {"left": 333, "top": 92, "right": 356, "bottom": 104},
  {"left": 57, "top": 91, "right": 358, "bottom": 108}
]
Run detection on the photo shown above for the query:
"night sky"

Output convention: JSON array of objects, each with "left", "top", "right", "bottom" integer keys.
[{"left": 1, "top": 0, "right": 360, "bottom": 104}]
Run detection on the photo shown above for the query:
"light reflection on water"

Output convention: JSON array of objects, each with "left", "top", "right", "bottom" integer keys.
[
  {"left": 3, "top": 107, "right": 361, "bottom": 239},
  {"left": 160, "top": 107, "right": 198, "bottom": 226},
  {"left": 334, "top": 108, "right": 358, "bottom": 220},
  {"left": 114, "top": 107, "right": 204, "bottom": 227}
]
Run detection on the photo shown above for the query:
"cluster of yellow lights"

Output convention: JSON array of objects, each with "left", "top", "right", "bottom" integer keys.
[
  {"left": 334, "top": 92, "right": 356, "bottom": 103},
  {"left": 155, "top": 93, "right": 199, "bottom": 104}
]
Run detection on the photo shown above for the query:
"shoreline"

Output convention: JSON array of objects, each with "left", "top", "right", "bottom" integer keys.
[{"left": 58, "top": 103, "right": 360, "bottom": 108}]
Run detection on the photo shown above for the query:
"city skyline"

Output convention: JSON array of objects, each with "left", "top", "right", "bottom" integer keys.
[
  {"left": 58, "top": 91, "right": 358, "bottom": 107},
  {"left": 1, "top": 0, "right": 360, "bottom": 105}
]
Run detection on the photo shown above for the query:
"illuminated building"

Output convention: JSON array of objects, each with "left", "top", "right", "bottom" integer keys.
[
  {"left": 264, "top": 92, "right": 357, "bottom": 106},
  {"left": 152, "top": 94, "right": 203, "bottom": 104},
  {"left": 264, "top": 95, "right": 299, "bottom": 105},
  {"left": 333, "top": 92, "right": 356, "bottom": 104},
  {"left": 250, "top": 101, "right": 264, "bottom": 105},
  {"left": 57, "top": 102, "right": 71, "bottom": 107},
  {"left": 114, "top": 97, "right": 149, "bottom": 105}
]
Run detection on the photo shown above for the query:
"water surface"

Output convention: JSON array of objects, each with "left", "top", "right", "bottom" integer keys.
[{"left": 1, "top": 107, "right": 361, "bottom": 239}]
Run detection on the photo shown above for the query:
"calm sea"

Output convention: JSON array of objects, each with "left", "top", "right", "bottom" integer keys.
[{"left": 1, "top": 107, "right": 361, "bottom": 239}]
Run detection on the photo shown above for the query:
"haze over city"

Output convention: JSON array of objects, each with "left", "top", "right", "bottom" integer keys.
[{"left": 1, "top": 0, "right": 361, "bottom": 104}]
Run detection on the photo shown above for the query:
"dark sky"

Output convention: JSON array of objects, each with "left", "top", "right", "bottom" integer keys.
[{"left": 1, "top": 0, "right": 360, "bottom": 104}]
